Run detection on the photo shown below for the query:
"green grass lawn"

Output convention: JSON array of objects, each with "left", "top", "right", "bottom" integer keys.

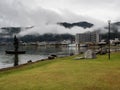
[{"left": 0, "top": 52, "right": 120, "bottom": 90}]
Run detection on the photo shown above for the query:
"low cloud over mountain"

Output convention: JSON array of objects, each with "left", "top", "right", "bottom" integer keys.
[{"left": 0, "top": 0, "right": 105, "bottom": 36}]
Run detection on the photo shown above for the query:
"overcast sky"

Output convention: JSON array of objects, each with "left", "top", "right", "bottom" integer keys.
[
  {"left": 0, "top": 0, "right": 119, "bottom": 35},
  {"left": 19, "top": 0, "right": 120, "bottom": 21}
]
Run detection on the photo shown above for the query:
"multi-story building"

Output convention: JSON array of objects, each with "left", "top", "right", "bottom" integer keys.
[{"left": 75, "top": 31, "right": 100, "bottom": 44}]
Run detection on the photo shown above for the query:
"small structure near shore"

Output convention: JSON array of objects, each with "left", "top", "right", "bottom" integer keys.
[
  {"left": 84, "top": 49, "right": 96, "bottom": 59},
  {"left": 97, "top": 42, "right": 107, "bottom": 55},
  {"left": 74, "top": 49, "right": 96, "bottom": 60},
  {"left": 48, "top": 54, "right": 57, "bottom": 60}
]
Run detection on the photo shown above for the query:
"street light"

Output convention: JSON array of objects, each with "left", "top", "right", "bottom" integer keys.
[{"left": 108, "top": 20, "right": 111, "bottom": 60}]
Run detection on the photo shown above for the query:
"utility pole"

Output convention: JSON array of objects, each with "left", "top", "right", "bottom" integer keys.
[{"left": 108, "top": 20, "right": 111, "bottom": 60}]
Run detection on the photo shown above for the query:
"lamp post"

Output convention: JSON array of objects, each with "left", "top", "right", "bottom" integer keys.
[{"left": 108, "top": 20, "right": 111, "bottom": 60}]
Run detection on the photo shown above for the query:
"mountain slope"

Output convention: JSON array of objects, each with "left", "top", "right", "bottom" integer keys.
[{"left": 58, "top": 21, "right": 94, "bottom": 29}]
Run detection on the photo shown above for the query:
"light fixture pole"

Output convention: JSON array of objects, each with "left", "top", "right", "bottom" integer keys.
[{"left": 108, "top": 20, "right": 111, "bottom": 60}]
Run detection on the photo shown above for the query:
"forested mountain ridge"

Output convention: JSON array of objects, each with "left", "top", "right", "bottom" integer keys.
[{"left": 57, "top": 21, "right": 94, "bottom": 29}]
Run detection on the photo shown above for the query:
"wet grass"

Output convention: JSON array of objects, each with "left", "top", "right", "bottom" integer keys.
[{"left": 0, "top": 52, "right": 120, "bottom": 90}]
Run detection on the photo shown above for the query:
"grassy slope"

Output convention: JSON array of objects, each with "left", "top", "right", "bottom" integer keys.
[{"left": 0, "top": 53, "right": 120, "bottom": 90}]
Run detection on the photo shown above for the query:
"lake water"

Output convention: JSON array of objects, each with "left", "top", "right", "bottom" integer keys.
[{"left": 0, "top": 45, "right": 79, "bottom": 69}]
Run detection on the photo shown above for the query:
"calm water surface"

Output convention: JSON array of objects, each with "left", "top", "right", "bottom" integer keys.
[{"left": 0, "top": 45, "right": 78, "bottom": 69}]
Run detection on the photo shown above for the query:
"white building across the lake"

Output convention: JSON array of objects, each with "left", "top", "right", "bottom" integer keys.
[{"left": 75, "top": 31, "right": 101, "bottom": 44}]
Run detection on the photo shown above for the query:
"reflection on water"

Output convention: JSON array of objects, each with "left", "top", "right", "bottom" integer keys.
[{"left": 0, "top": 45, "right": 87, "bottom": 69}]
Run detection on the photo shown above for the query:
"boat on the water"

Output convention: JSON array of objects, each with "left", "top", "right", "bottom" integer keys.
[{"left": 5, "top": 50, "right": 26, "bottom": 54}]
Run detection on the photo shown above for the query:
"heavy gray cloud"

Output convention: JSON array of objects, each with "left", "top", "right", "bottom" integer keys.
[{"left": 0, "top": 0, "right": 118, "bottom": 35}]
